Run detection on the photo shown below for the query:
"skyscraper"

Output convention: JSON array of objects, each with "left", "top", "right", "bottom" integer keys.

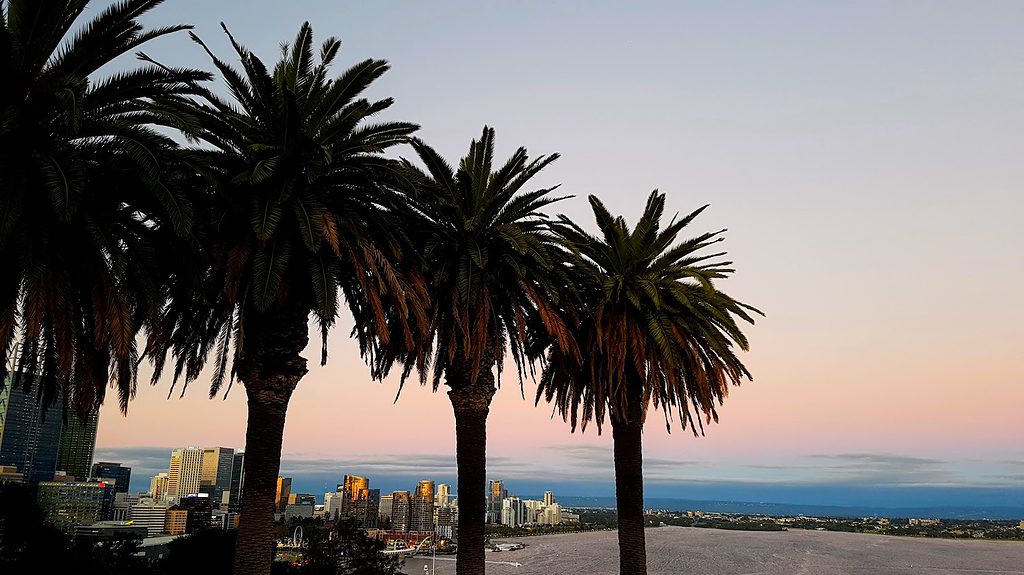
[
  {"left": 0, "top": 377, "right": 64, "bottom": 484},
  {"left": 543, "top": 490, "right": 555, "bottom": 507},
  {"left": 275, "top": 477, "right": 292, "bottom": 513},
  {"left": 390, "top": 491, "right": 411, "bottom": 532},
  {"left": 409, "top": 480, "right": 435, "bottom": 532},
  {"left": 91, "top": 462, "right": 132, "bottom": 494},
  {"left": 200, "top": 447, "right": 234, "bottom": 506},
  {"left": 228, "top": 450, "right": 244, "bottom": 512},
  {"left": 167, "top": 447, "right": 204, "bottom": 502},
  {"left": 339, "top": 475, "right": 380, "bottom": 527},
  {"left": 55, "top": 409, "right": 98, "bottom": 480},
  {"left": 487, "top": 480, "right": 507, "bottom": 524},
  {"left": 340, "top": 475, "right": 369, "bottom": 514}
]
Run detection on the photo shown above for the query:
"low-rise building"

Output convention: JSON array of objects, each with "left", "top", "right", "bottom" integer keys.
[
  {"left": 178, "top": 493, "right": 213, "bottom": 532},
  {"left": 129, "top": 500, "right": 170, "bottom": 537},
  {"left": 74, "top": 521, "right": 147, "bottom": 544},
  {"left": 285, "top": 503, "right": 314, "bottom": 521},
  {"left": 164, "top": 507, "right": 188, "bottom": 535}
]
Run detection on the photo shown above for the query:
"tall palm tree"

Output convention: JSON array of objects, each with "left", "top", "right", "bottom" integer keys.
[
  {"left": 392, "top": 127, "right": 578, "bottom": 575},
  {"left": 148, "top": 24, "right": 424, "bottom": 575},
  {"left": 0, "top": 0, "right": 207, "bottom": 412},
  {"left": 537, "top": 191, "right": 760, "bottom": 575}
]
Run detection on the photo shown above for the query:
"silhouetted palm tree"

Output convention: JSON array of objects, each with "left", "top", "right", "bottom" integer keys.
[
  {"left": 0, "top": 0, "right": 206, "bottom": 412},
  {"left": 537, "top": 191, "right": 760, "bottom": 575},
  {"left": 148, "top": 23, "right": 423, "bottom": 575},
  {"left": 392, "top": 127, "right": 577, "bottom": 575}
]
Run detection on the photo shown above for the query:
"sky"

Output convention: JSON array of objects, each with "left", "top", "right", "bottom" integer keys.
[{"left": 88, "top": 1, "right": 1024, "bottom": 506}]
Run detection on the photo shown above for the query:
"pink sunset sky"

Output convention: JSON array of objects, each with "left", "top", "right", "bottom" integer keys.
[{"left": 94, "top": 0, "right": 1023, "bottom": 495}]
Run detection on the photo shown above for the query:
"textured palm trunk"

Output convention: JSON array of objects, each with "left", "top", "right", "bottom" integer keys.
[
  {"left": 232, "top": 305, "right": 309, "bottom": 575},
  {"left": 611, "top": 397, "right": 647, "bottom": 575},
  {"left": 448, "top": 373, "right": 496, "bottom": 575}
]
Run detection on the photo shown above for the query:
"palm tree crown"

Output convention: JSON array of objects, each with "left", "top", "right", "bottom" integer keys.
[
  {"left": 0, "top": 0, "right": 207, "bottom": 412},
  {"left": 151, "top": 22, "right": 423, "bottom": 393},
  {"left": 538, "top": 190, "right": 761, "bottom": 432},
  {"left": 395, "top": 127, "right": 577, "bottom": 392}
]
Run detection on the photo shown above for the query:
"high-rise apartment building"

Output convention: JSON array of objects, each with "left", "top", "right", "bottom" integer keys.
[
  {"left": 228, "top": 450, "right": 244, "bottom": 512},
  {"left": 390, "top": 491, "right": 411, "bottom": 532},
  {"left": 501, "top": 496, "right": 525, "bottom": 527},
  {"left": 37, "top": 480, "right": 116, "bottom": 534},
  {"left": 436, "top": 506, "right": 458, "bottom": 539},
  {"left": 0, "top": 377, "right": 64, "bottom": 484},
  {"left": 543, "top": 490, "right": 555, "bottom": 507},
  {"left": 435, "top": 483, "right": 451, "bottom": 508},
  {"left": 523, "top": 498, "right": 544, "bottom": 523},
  {"left": 409, "top": 480, "right": 435, "bottom": 532},
  {"left": 167, "top": 447, "right": 204, "bottom": 502},
  {"left": 150, "top": 472, "right": 169, "bottom": 500},
  {"left": 340, "top": 475, "right": 368, "bottom": 513},
  {"left": 540, "top": 503, "right": 562, "bottom": 525},
  {"left": 199, "top": 447, "right": 234, "bottom": 508},
  {"left": 324, "top": 491, "right": 344, "bottom": 519},
  {"left": 487, "top": 480, "right": 507, "bottom": 524},
  {"left": 275, "top": 477, "right": 292, "bottom": 512},
  {"left": 91, "top": 462, "right": 132, "bottom": 494},
  {"left": 339, "top": 475, "right": 379, "bottom": 527}
]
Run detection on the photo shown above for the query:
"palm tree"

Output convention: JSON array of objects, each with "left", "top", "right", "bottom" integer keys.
[
  {"left": 147, "top": 24, "right": 423, "bottom": 575},
  {"left": 0, "top": 0, "right": 207, "bottom": 412},
  {"left": 537, "top": 191, "right": 760, "bottom": 575},
  {"left": 392, "top": 127, "right": 577, "bottom": 575}
]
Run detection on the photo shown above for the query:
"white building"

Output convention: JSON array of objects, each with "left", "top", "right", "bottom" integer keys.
[
  {"left": 539, "top": 503, "right": 562, "bottom": 525},
  {"left": 435, "top": 483, "right": 451, "bottom": 508},
  {"left": 324, "top": 491, "right": 344, "bottom": 519},
  {"left": 501, "top": 496, "right": 526, "bottom": 527},
  {"left": 129, "top": 500, "right": 170, "bottom": 536},
  {"left": 149, "top": 473, "right": 169, "bottom": 501}
]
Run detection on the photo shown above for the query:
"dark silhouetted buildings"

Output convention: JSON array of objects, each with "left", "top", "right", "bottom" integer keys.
[{"left": 91, "top": 462, "right": 131, "bottom": 494}]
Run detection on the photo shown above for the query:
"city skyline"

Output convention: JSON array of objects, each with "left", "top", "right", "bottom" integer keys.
[{"left": 86, "top": 0, "right": 1024, "bottom": 506}]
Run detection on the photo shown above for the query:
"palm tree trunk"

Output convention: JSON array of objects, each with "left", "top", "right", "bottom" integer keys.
[
  {"left": 611, "top": 397, "right": 647, "bottom": 575},
  {"left": 448, "top": 377, "right": 495, "bottom": 575},
  {"left": 232, "top": 304, "right": 309, "bottom": 575}
]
